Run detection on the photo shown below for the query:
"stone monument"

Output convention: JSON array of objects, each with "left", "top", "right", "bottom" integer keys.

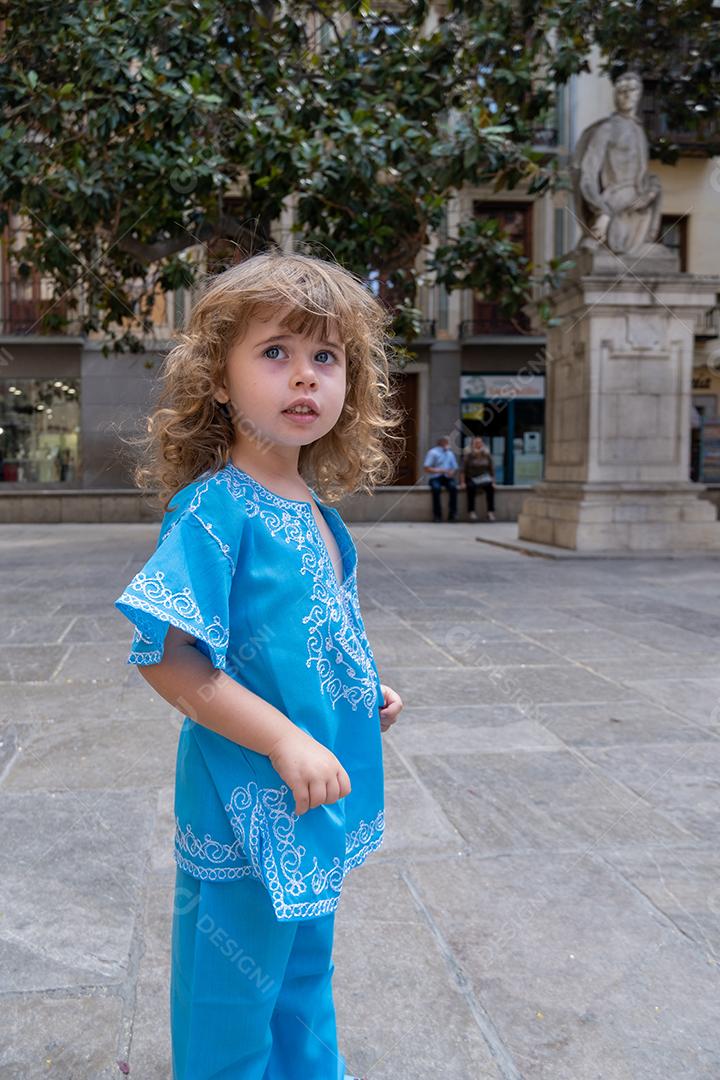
[{"left": 518, "top": 71, "right": 720, "bottom": 551}]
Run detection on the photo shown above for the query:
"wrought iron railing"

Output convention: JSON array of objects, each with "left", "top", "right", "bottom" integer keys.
[
  {"left": 697, "top": 305, "right": 720, "bottom": 339},
  {"left": 459, "top": 313, "right": 532, "bottom": 338}
]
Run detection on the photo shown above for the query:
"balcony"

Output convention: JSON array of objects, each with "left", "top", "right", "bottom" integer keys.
[
  {"left": 697, "top": 305, "right": 720, "bottom": 340},
  {"left": 1, "top": 275, "right": 72, "bottom": 336},
  {"left": 391, "top": 317, "right": 436, "bottom": 343},
  {"left": 641, "top": 90, "right": 720, "bottom": 157},
  {"left": 1, "top": 312, "right": 70, "bottom": 335},
  {"left": 459, "top": 312, "right": 533, "bottom": 338}
]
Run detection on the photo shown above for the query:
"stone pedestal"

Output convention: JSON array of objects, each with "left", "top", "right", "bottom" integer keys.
[{"left": 518, "top": 249, "right": 720, "bottom": 551}]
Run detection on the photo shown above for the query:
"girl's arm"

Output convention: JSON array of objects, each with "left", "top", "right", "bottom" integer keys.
[{"left": 139, "top": 624, "right": 351, "bottom": 815}]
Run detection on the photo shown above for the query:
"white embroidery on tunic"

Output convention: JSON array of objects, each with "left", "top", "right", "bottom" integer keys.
[
  {"left": 119, "top": 466, "right": 385, "bottom": 914},
  {"left": 175, "top": 822, "right": 247, "bottom": 866},
  {"left": 118, "top": 478, "right": 237, "bottom": 666},
  {"left": 123, "top": 466, "right": 378, "bottom": 711},
  {"left": 173, "top": 780, "right": 385, "bottom": 920},
  {"left": 117, "top": 570, "right": 230, "bottom": 667},
  {"left": 219, "top": 464, "right": 380, "bottom": 718},
  {"left": 163, "top": 480, "right": 236, "bottom": 572}
]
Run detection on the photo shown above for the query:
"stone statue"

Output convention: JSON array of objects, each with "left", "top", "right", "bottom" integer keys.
[{"left": 571, "top": 71, "right": 664, "bottom": 257}]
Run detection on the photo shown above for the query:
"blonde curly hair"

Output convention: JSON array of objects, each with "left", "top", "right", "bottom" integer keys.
[{"left": 130, "top": 250, "right": 406, "bottom": 512}]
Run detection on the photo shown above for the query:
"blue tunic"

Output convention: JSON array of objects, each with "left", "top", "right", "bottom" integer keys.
[{"left": 114, "top": 461, "right": 385, "bottom": 922}]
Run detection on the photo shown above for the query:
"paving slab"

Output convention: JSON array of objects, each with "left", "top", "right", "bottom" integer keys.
[
  {"left": 0, "top": 614, "right": 76, "bottom": 644},
  {"left": 0, "top": 644, "right": 70, "bottom": 682},
  {"left": 2, "top": 520, "right": 720, "bottom": 1079},
  {"left": 0, "top": 788, "right": 155, "bottom": 991},
  {"left": 406, "top": 852, "right": 720, "bottom": 1080},
  {"left": 127, "top": 871, "right": 175, "bottom": 1080},
  {"left": 581, "top": 741, "right": 720, "bottom": 844},
  {"left": 2, "top": 993, "right": 124, "bottom": 1080},
  {"left": 334, "top": 862, "right": 508, "bottom": 1080},
  {"left": 599, "top": 845, "right": 720, "bottom": 961},
  {"left": 617, "top": 676, "right": 720, "bottom": 730},
  {"left": 2, "top": 708, "right": 179, "bottom": 792},
  {"left": 409, "top": 749, "right": 694, "bottom": 855},
  {"left": 386, "top": 716, "right": 565, "bottom": 756},
  {"left": 5, "top": 679, "right": 176, "bottom": 724},
  {"left": 51, "top": 641, "right": 137, "bottom": 684},
  {"left": 535, "top": 700, "right": 712, "bottom": 748}
]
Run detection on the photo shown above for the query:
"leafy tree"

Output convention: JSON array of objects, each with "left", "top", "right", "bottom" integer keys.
[
  {"left": 0, "top": 0, "right": 715, "bottom": 355},
  {"left": 592, "top": 0, "right": 720, "bottom": 163}
]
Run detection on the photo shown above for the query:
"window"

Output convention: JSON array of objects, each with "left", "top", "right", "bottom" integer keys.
[
  {"left": 0, "top": 378, "right": 81, "bottom": 483},
  {"left": 660, "top": 214, "right": 688, "bottom": 271},
  {"left": 471, "top": 202, "right": 533, "bottom": 334},
  {"left": 460, "top": 373, "right": 545, "bottom": 485},
  {"left": 1, "top": 213, "right": 68, "bottom": 333}
]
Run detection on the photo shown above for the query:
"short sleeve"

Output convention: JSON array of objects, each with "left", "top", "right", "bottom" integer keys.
[{"left": 114, "top": 508, "right": 235, "bottom": 670}]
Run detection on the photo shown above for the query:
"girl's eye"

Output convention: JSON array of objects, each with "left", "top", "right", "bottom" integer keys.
[
  {"left": 263, "top": 344, "right": 286, "bottom": 360},
  {"left": 263, "top": 344, "right": 339, "bottom": 364}
]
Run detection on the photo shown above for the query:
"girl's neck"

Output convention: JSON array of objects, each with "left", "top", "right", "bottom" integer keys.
[{"left": 229, "top": 448, "right": 311, "bottom": 501}]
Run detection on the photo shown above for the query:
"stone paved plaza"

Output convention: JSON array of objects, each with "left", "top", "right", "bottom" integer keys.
[{"left": 1, "top": 518, "right": 720, "bottom": 1079}]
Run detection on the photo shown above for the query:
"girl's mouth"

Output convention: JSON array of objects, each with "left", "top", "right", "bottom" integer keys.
[{"left": 281, "top": 407, "right": 319, "bottom": 425}]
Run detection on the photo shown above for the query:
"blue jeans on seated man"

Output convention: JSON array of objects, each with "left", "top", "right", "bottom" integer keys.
[{"left": 429, "top": 475, "right": 458, "bottom": 521}]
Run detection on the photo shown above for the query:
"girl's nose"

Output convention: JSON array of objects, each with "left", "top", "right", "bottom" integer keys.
[{"left": 291, "top": 359, "right": 318, "bottom": 387}]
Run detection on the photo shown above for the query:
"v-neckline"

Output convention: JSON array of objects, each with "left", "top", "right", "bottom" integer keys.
[
  {"left": 225, "top": 462, "right": 353, "bottom": 590},
  {"left": 307, "top": 501, "right": 349, "bottom": 591}
]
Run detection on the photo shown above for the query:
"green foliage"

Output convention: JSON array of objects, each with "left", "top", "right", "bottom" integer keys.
[
  {"left": 0, "top": 0, "right": 715, "bottom": 351},
  {"left": 593, "top": 0, "right": 720, "bottom": 162}
]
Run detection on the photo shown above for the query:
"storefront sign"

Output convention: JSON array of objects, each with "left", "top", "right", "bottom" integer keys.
[{"left": 461, "top": 373, "right": 545, "bottom": 399}]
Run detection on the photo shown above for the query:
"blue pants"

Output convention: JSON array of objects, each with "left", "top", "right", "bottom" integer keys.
[
  {"left": 171, "top": 866, "right": 348, "bottom": 1079},
  {"left": 429, "top": 475, "right": 458, "bottom": 520}
]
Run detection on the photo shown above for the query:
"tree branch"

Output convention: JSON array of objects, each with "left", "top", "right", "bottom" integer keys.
[{"left": 112, "top": 213, "right": 266, "bottom": 261}]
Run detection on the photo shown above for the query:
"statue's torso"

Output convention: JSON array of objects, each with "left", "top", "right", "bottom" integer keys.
[{"left": 600, "top": 114, "right": 648, "bottom": 188}]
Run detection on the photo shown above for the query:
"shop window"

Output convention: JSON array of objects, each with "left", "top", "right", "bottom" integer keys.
[
  {"left": 460, "top": 373, "right": 545, "bottom": 485},
  {"left": 694, "top": 396, "right": 719, "bottom": 482},
  {"left": 0, "top": 378, "right": 81, "bottom": 483},
  {"left": 513, "top": 399, "right": 544, "bottom": 483}
]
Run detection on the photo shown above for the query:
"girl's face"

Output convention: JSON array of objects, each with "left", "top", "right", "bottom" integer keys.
[{"left": 215, "top": 307, "right": 347, "bottom": 460}]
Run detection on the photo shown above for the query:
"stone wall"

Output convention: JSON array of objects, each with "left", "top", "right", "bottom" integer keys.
[{"left": 2, "top": 483, "right": 719, "bottom": 525}]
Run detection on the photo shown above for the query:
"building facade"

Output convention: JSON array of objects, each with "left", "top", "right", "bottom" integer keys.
[
  {"left": 1, "top": 49, "right": 718, "bottom": 497},
  {"left": 400, "top": 52, "right": 720, "bottom": 490}
]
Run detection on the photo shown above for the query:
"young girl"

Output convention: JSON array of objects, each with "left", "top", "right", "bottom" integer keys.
[{"left": 114, "top": 251, "right": 405, "bottom": 1080}]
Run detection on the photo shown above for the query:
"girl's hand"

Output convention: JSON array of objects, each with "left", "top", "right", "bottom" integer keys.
[
  {"left": 268, "top": 727, "right": 351, "bottom": 816},
  {"left": 379, "top": 684, "right": 403, "bottom": 733}
]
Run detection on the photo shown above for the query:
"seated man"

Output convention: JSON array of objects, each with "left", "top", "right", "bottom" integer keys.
[{"left": 423, "top": 436, "right": 459, "bottom": 522}]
